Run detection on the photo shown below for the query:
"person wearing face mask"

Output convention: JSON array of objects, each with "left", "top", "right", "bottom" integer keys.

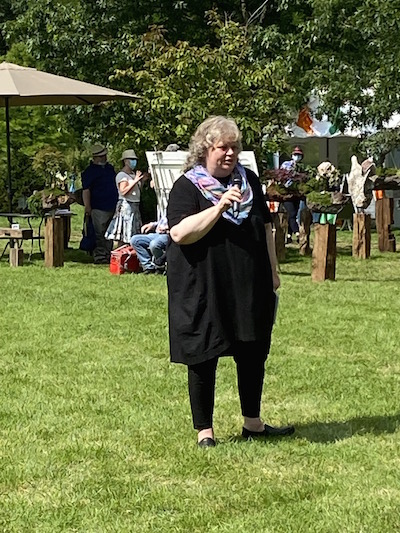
[
  {"left": 105, "top": 149, "right": 149, "bottom": 245},
  {"left": 280, "top": 146, "right": 304, "bottom": 244},
  {"left": 82, "top": 144, "right": 118, "bottom": 264}
]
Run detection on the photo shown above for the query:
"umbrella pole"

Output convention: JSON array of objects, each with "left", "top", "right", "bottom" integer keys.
[{"left": 5, "top": 97, "right": 13, "bottom": 214}]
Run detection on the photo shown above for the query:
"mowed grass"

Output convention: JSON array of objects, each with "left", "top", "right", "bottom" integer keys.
[{"left": 0, "top": 207, "right": 399, "bottom": 532}]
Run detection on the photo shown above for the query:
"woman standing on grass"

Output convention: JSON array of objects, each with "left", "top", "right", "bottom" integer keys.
[
  {"left": 166, "top": 116, "right": 295, "bottom": 447},
  {"left": 105, "top": 149, "right": 148, "bottom": 245}
]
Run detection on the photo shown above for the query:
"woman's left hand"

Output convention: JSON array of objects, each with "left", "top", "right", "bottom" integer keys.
[{"left": 272, "top": 270, "right": 281, "bottom": 290}]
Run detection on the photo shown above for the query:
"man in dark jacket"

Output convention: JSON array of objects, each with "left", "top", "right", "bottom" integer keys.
[{"left": 82, "top": 144, "right": 118, "bottom": 264}]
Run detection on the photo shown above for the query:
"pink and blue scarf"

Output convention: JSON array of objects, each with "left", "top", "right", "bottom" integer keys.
[{"left": 185, "top": 163, "right": 253, "bottom": 225}]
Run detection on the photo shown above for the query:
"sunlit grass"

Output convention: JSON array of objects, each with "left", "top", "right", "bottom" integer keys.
[{"left": 0, "top": 210, "right": 399, "bottom": 531}]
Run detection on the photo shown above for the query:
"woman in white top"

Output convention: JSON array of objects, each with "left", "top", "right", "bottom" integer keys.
[{"left": 105, "top": 149, "right": 148, "bottom": 244}]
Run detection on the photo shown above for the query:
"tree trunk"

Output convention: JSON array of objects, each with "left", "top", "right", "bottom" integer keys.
[
  {"left": 352, "top": 213, "right": 371, "bottom": 259},
  {"left": 312, "top": 223, "right": 336, "bottom": 282}
]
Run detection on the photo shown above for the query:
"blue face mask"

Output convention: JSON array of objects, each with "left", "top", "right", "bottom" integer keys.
[{"left": 129, "top": 159, "right": 137, "bottom": 170}]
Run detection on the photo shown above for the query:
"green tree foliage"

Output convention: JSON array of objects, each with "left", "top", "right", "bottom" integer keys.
[
  {"left": 0, "top": 37, "right": 82, "bottom": 210},
  {"left": 1, "top": 0, "right": 400, "bottom": 209},
  {"left": 272, "top": 0, "right": 400, "bottom": 129},
  {"left": 0, "top": 0, "right": 17, "bottom": 56},
  {"left": 112, "top": 13, "right": 296, "bottom": 158},
  {"left": 0, "top": 104, "right": 80, "bottom": 210},
  {"left": 3, "top": 0, "right": 269, "bottom": 82},
  {"left": 358, "top": 129, "right": 400, "bottom": 166}
]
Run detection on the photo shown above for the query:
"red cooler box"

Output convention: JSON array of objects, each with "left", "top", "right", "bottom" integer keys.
[{"left": 110, "top": 245, "right": 140, "bottom": 275}]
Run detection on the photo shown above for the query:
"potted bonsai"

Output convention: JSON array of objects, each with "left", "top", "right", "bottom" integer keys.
[
  {"left": 27, "top": 145, "right": 74, "bottom": 216},
  {"left": 302, "top": 162, "right": 349, "bottom": 213}
]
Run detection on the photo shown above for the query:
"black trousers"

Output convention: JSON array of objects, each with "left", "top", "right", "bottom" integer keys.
[
  {"left": 283, "top": 199, "right": 300, "bottom": 235},
  {"left": 187, "top": 341, "right": 268, "bottom": 430}
]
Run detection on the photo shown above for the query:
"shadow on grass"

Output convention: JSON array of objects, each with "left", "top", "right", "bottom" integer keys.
[
  {"left": 281, "top": 243, "right": 356, "bottom": 263},
  {"left": 225, "top": 413, "right": 400, "bottom": 445},
  {"left": 15, "top": 248, "right": 94, "bottom": 266},
  {"left": 279, "top": 247, "right": 311, "bottom": 265},
  {"left": 64, "top": 248, "right": 94, "bottom": 264},
  {"left": 293, "top": 413, "right": 400, "bottom": 443},
  {"left": 336, "top": 245, "right": 352, "bottom": 257},
  {"left": 342, "top": 278, "right": 400, "bottom": 283},
  {"left": 282, "top": 271, "right": 310, "bottom": 277}
]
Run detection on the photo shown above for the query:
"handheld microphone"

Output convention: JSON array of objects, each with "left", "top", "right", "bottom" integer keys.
[{"left": 232, "top": 173, "right": 242, "bottom": 217}]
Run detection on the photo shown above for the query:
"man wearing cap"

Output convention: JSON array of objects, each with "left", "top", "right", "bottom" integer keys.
[
  {"left": 82, "top": 144, "right": 118, "bottom": 264},
  {"left": 280, "top": 146, "right": 304, "bottom": 244},
  {"left": 280, "top": 146, "right": 304, "bottom": 172}
]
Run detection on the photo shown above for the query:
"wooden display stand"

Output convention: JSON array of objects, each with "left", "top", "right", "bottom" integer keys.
[
  {"left": 312, "top": 223, "right": 336, "bottom": 282},
  {"left": 375, "top": 197, "right": 396, "bottom": 252},
  {"left": 0, "top": 227, "right": 33, "bottom": 266},
  {"left": 63, "top": 215, "right": 72, "bottom": 249},
  {"left": 9, "top": 244, "right": 24, "bottom": 267},
  {"left": 352, "top": 213, "right": 371, "bottom": 259},
  {"left": 299, "top": 207, "right": 312, "bottom": 256},
  {"left": 271, "top": 212, "right": 287, "bottom": 262},
  {"left": 45, "top": 216, "right": 64, "bottom": 267}
]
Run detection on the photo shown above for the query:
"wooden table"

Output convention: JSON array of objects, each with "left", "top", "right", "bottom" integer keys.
[
  {"left": 0, "top": 212, "right": 44, "bottom": 262},
  {"left": 0, "top": 210, "right": 75, "bottom": 266}
]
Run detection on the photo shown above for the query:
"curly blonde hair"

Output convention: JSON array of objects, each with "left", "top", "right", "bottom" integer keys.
[{"left": 183, "top": 116, "right": 243, "bottom": 172}]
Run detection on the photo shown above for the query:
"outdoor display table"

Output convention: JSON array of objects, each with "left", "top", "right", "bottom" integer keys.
[
  {"left": 0, "top": 211, "right": 75, "bottom": 266},
  {"left": 0, "top": 212, "right": 44, "bottom": 263}
]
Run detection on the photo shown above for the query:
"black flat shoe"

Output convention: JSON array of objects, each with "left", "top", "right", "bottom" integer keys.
[
  {"left": 198, "top": 437, "right": 216, "bottom": 448},
  {"left": 242, "top": 423, "right": 295, "bottom": 439}
]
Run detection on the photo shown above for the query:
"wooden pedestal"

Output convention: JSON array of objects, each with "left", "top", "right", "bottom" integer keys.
[
  {"left": 45, "top": 217, "right": 64, "bottom": 267},
  {"left": 63, "top": 216, "right": 71, "bottom": 249},
  {"left": 312, "top": 223, "right": 336, "bottom": 282},
  {"left": 352, "top": 213, "right": 371, "bottom": 259},
  {"left": 299, "top": 207, "right": 312, "bottom": 256},
  {"left": 376, "top": 197, "right": 396, "bottom": 252},
  {"left": 9, "top": 245, "right": 23, "bottom": 267},
  {"left": 272, "top": 212, "right": 287, "bottom": 262}
]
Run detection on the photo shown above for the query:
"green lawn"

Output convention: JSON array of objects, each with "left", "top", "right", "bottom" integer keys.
[{"left": 0, "top": 208, "right": 399, "bottom": 532}]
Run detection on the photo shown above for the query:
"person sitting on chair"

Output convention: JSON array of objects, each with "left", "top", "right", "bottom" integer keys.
[{"left": 130, "top": 216, "right": 169, "bottom": 274}]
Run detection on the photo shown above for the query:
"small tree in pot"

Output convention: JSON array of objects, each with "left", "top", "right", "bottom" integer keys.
[{"left": 27, "top": 145, "right": 74, "bottom": 215}]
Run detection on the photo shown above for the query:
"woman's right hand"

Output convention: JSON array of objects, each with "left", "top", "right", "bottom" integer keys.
[{"left": 217, "top": 187, "right": 242, "bottom": 214}]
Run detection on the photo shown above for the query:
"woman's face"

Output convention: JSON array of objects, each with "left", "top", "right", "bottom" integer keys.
[{"left": 205, "top": 139, "right": 240, "bottom": 178}]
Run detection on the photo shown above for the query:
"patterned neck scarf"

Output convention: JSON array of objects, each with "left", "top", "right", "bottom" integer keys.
[{"left": 185, "top": 163, "right": 253, "bottom": 225}]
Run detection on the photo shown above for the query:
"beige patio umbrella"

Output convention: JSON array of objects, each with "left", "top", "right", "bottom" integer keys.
[{"left": 0, "top": 61, "right": 139, "bottom": 211}]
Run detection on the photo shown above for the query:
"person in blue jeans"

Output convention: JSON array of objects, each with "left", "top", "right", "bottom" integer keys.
[{"left": 130, "top": 216, "right": 169, "bottom": 274}]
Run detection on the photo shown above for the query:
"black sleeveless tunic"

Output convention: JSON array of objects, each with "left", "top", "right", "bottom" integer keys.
[{"left": 167, "top": 168, "right": 274, "bottom": 365}]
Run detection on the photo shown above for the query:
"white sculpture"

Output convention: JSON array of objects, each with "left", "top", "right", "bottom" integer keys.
[{"left": 347, "top": 155, "right": 373, "bottom": 211}]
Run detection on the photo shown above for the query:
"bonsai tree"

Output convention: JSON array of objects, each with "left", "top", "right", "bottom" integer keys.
[{"left": 28, "top": 145, "right": 73, "bottom": 215}]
